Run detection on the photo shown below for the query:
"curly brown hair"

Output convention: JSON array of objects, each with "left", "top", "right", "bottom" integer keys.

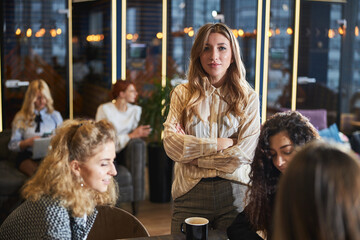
[{"left": 244, "top": 111, "right": 319, "bottom": 238}]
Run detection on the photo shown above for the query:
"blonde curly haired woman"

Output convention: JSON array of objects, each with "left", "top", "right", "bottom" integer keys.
[
  {"left": 8, "top": 79, "right": 63, "bottom": 176},
  {"left": 0, "top": 119, "right": 118, "bottom": 239}
]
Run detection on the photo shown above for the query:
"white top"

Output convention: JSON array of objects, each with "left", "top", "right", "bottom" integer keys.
[
  {"left": 95, "top": 102, "right": 142, "bottom": 151},
  {"left": 163, "top": 83, "right": 260, "bottom": 199},
  {"left": 8, "top": 108, "right": 63, "bottom": 152}
]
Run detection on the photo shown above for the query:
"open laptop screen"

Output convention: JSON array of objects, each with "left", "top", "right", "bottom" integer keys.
[{"left": 32, "top": 137, "right": 52, "bottom": 159}]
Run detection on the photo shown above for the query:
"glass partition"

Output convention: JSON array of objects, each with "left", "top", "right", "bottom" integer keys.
[
  {"left": 296, "top": 1, "right": 343, "bottom": 126},
  {"left": 72, "top": 0, "right": 112, "bottom": 119},
  {"left": 125, "top": 0, "right": 163, "bottom": 96},
  {"left": 266, "top": 0, "right": 294, "bottom": 117},
  {"left": 168, "top": 0, "right": 258, "bottom": 88},
  {"left": 3, "top": 0, "right": 68, "bottom": 129}
]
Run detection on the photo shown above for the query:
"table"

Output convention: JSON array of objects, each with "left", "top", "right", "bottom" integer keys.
[{"left": 119, "top": 229, "right": 228, "bottom": 240}]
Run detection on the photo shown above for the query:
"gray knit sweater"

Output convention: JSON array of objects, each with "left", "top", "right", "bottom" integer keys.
[{"left": 0, "top": 196, "right": 97, "bottom": 240}]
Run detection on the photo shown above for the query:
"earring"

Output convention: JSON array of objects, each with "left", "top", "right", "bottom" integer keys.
[{"left": 80, "top": 177, "right": 84, "bottom": 187}]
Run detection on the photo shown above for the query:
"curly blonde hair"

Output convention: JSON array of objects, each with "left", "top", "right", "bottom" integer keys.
[
  {"left": 184, "top": 23, "right": 252, "bottom": 124},
  {"left": 22, "top": 119, "right": 118, "bottom": 217},
  {"left": 12, "top": 79, "right": 55, "bottom": 129}
]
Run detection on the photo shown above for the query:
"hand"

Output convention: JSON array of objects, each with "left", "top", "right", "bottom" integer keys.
[
  {"left": 189, "top": 159, "right": 198, "bottom": 166},
  {"left": 20, "top": 136, "right": 41, "bottom": 149},
  {"left": 129, "top": 125, "right": 152, "bottom": 139},
  {"left": 215, "top": 158, "right": 241, "bottom": 173},
  {"left": 175, "top": 123, "right": 185, "bottom": 135},
  {"left": 217, "top": 138, "right": 236, "bottom": 151}
]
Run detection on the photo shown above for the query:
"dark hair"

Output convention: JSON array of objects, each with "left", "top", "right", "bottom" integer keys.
[
  {"left": 111, "top": 79, "right": 134, "bottom": 100},
  {"left": 274, "top": 141, "right": 360, "bottom": 240},
  {"left": 245, "top": 111, "right": 319, "bottom": 238}
]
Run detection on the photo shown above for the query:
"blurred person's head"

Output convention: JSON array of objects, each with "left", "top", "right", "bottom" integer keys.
[
  {"left": 111, "top": 79, "right": 138, "bottom": 103},
  {"left": 22, "top": 119, "right": 118, "bottom": 217},
  {"left": 245, "top": 111, "right": 319, "bottom": 238},
  {"left": 274, "top": 141, "right": 360, "bottom": 240},
  {"left": 14, "top": 79, "right": 55, "bottom": 128},
  {"left": 185, "top": 22, "right": 252, "bottom": 124}
]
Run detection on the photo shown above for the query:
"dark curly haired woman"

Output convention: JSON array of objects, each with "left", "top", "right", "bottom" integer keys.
[{"left": 227, "top": 111, "right": 319, "bottom": 240}]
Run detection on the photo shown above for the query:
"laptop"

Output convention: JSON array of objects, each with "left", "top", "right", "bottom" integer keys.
[{"left": 32, "top": 137, "right": 52, "bottom": 159}]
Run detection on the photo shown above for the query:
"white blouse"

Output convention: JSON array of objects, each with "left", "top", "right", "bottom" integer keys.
[{"left": 96, "top": 102, "right": 141, "bottom": 151}]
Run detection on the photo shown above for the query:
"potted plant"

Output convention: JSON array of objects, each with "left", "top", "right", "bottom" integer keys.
[{"left": 138, "top": 78, "right": 173, "bottom": 203}]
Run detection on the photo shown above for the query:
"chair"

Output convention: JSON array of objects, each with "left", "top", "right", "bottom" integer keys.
[
  {"left": 0, "top": 130, "right": 27, "bottom": 224},
  {"left": 87, "top": 205, "right": 150, "bottom": 240},
  {"left": 114, "top": 138, "right": 146, "bottom": 215},
  {"left": 296, "top": 109, "right": 328, "bottom": 130},
  {"left": 281, "top": 108, "right": 328, "bottom": 130}
]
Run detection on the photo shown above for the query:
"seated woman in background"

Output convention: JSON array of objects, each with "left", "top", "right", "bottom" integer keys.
[
  {"left": 0, "top": 119, "right": 118, "bottom": 239},
  {"left": 95, "top": 79, "right": 151, "bottom": 152},
  {"left": 273, "top": 141, "right": 360, "bottom": 240},
  {"left": 227, "top": 111, "right": 319, "bottom": 240},
  {"left": 8, "top": 79, "right": 63, "bottom": 177}
]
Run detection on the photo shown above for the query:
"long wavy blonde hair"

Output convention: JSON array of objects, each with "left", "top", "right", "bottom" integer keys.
[
  {"left": 184, "top": 23, "right": 252, "bottom": 124},
  {"left": 22, "top": 119, "right": 118, "bottom": 217},
  {"left": 12, "top": 79, "right": 55, "bottom": 129}
]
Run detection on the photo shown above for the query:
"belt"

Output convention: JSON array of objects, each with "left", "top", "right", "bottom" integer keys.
[{"left": 201, "top": 176, "right": 222, "bottom": 182}]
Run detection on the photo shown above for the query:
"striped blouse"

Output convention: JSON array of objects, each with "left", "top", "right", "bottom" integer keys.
[{"left": 163, "top": 83, "right": 260, "bottom": 199}]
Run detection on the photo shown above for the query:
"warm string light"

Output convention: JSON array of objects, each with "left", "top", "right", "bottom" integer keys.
[
  {"left": 26, "top": 28, "right": 32, "bottom": 37},
  {"left": 15, "top": 27, "right": 63, "bottom": 37},
  {"left": 86, "top": 34, "right": 104, "bottom": 42},
  {"left": 35, "top": 28, "right": 45, "bottom": 37},
  {"left": 156, "top": 32, "right": 163, "bottom": 39},
  {"left": 328, "top": 29, "right": 335, "bottom": 38},
  {"left": 126, "top": 33, "right": 133, "bottom": 40},
  {"left": 286, "top": 27, "right": 293, "bottom": 35},
  {"left": 125, "top": 33, "right": 140, "bottom": 42},
  {"left": 338, "top": 26, "right": 345, "bottom": 35},
  {"left": 15, "top": 28, "right": 21, "bottom": 35},
  {"left": 173, "top": 25, "right": 357, "bottom": 39}
]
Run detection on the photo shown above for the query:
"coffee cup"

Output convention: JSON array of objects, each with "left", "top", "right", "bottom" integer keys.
[{"left": 180, "top": 217, "right": 209, "bottom": 240}]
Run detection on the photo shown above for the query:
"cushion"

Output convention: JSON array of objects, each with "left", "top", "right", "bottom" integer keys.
[
  {"left": 281, "top": 108, "right": 328, "bottom": 130},
  {"left": 319, "top": 124, "right": 343, "bottom": 143},
  {"left": 0, "top": 161, "right": 27, "bottom": 195}
]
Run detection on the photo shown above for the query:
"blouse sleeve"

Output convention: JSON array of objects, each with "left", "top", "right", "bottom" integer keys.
[
  {"left": 163, "top": 85, "right": 217, "bottom": 163},
  {"left": 95, "top": 105, "right": 106, "bottom": 121},
  {"left": 52, "top": 111, "right": 63, "bottom": 127},
  {"left": 197, "top": 92, "right": 260, "bottom": 173},
  {"left": 8, "top": 124, "right": 23, "bottom": 152}
]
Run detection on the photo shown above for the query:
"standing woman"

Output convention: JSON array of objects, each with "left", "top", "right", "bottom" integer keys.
[
  {"left": 96, "top": 79, "right": 151, "bottom": 152},
  {"left": 0, "top": 119, "right": 118, "bottom": 239},
  {"left": 227, "top": 111, "right": 319, "bottom": 240},
  {"left": 163, "top": 23, "right": 260, "bottom": 233},
  {"left": 8, "top": 79, "right": 63, "bottom": 177}
]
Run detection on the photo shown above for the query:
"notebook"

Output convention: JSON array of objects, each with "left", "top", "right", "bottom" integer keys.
[{"left": 32, "top": 137, "right": 52, "bottom": 159}]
